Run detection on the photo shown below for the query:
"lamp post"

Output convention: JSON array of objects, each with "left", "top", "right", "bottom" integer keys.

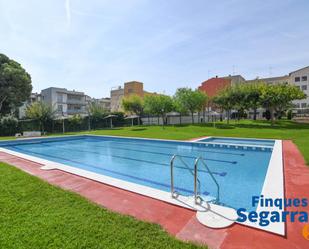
[
  {"left": 161, "top": 108, "right": 164, "bottom": 129},
  {"left": 62, "top": 111, "right": 65, "bottom": 134},
  {"left": 86, "top": 100, "right": 91, "bottom": 131}
]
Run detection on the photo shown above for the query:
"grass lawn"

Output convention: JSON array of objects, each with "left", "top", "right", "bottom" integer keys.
[{"left": 0, "top": 163, "right": 204, "bottom": 249}]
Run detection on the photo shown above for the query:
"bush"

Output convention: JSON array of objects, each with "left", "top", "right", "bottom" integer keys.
[{"left": 0, "top": 115, "right": 19, "bottom": 136}]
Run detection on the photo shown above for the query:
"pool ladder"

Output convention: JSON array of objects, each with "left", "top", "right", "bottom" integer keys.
[{"left": 170, "top": 155, "right": 220, "bottom": 205}]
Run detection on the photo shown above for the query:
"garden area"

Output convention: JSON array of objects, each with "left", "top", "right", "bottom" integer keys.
[{"left": 1, "top": 119, "right": 309, "bottom": 249}]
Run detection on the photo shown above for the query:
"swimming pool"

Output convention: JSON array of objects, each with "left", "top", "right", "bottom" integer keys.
[
  {"left": 196, "top": 137, "right": 275, "bottom": 147},
  {"left": 1, "top": 135, "right": 274, "bottom": 209},
  {"left": 0, "top": 135, "right": 284, "bottom": 234}
]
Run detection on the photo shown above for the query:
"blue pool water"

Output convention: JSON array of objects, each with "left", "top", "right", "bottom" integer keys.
[
  {"left": 0, "top": 135, "right": 274, "bottom": 211},
  {"left": 199, "top": 137, "right": 275, "bottom": 147}
]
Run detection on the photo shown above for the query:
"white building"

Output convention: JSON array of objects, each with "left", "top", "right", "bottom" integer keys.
[
  {"left": 87, "top": 97, "right": 111, "bottom": 111},
  {"left": 289, "top": 66, "right": 309, "bottom": 109},
  {"left": 41, "top": 87, "right": 87, "bottom": 117}
]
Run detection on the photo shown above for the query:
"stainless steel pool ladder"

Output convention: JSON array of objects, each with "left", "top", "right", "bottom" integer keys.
[
  {"left": 170, "top": 154, "right": 201, "bottom": 202},
  {"left": 194, "top": 157, "right": 220, "bottom": 204},
  {"left": 170, "top": 154, "right": 220, "bottom": 205}
]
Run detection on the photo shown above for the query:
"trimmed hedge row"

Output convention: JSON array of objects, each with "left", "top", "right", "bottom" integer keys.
[{"left": 0, "top": 113, "right": 129, "bottom": 136}]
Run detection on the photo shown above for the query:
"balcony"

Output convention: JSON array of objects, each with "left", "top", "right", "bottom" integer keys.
[
  {"left": 66, "top": 98, "right": 86, "bottom": 105},
  {"left": 67, "top": 109, "right": 86, "bottom": 115}
]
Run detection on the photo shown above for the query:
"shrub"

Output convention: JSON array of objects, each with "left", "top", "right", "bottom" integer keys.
[{"left": 0, "top": 115, "right": 19, "bottom": 136}]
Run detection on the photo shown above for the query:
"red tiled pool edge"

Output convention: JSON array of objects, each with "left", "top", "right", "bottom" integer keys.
[{"left": 1, "top": 140, "right": 309, "bottom": 249}]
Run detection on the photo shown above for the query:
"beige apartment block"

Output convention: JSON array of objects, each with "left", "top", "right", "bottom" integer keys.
[
  {"left": 246, "top": 75, "right": 290, "bottom": 85},
  {"left": 289, "top": 66, "right": 309, "bottom": 109},
  {"left": 110, "top": 81, "right": 157, "bottom": 112},
  {"left": 110, "top": 86, "right": 124, "bottom": 112},
  {"left": 124, "top": 81, "right": 144, "bottom": 98}
]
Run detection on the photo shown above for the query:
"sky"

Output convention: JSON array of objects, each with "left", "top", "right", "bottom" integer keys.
[{"left": 0, "top": 0, "right": 309, "bottom": 98}]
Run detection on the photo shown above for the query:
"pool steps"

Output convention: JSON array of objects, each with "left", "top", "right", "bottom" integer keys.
[{"left": 170, "top": 154, "right": 236, "bottom": 228}]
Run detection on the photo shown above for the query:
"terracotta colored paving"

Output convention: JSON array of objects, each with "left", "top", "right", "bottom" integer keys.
[{"left": 0, "top": 140, "right": 308, "bottom": 248}]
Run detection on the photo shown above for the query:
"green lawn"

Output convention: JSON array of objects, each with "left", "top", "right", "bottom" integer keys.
[
  {"left": 0, "top": 163, "right": 204, "bottom": 249},
  {"left": 67, "top": 120, "right": 309, "bottom": 165}
]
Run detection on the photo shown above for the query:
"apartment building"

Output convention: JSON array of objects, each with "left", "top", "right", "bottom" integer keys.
[
  {"left": 110, "top": 86, "right": 124, "bottom": 112},
  {"left": 289, "top": 66, "right": 309, "bottom": 109},
  {"left": 41, "top": 87, "right": 87, "bottom": 117},
  {"left": 88, "top": 97, "right": 111, "bottom": 111},
  {"left": 245, "top": 67, "right": 308, "bottom": 109},
  {"left": 198, "top": 75, "right": 245, "bottom": 98},
  {"left": 223, "top": 75, "right": 246, "bottom": 85},
  {"left": 246, "top": 75, "right": 290, "bottom": 85},
  {"left": 124, "top": 81, "right": 144, "bottom": 97},
  {"left": 110, "top": 81, "right": 156, "bottom": 112}
]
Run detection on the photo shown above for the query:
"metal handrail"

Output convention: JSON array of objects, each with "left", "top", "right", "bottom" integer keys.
[
  {"left": 170, "top": 154, "right": 201, "bottom": 199},
  {"left": 194, "top": 157, "right": 220, "bottom": 204}
]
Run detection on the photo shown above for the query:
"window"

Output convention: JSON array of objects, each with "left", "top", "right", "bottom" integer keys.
[
  {"left": 295, "top": 103, "right": 300, "bottom": 108},
  {"left": 301, "top": 103, "right": 307, "bottom": 108},
  {"left": 57, "top": 93, "right": 63, "bottom": 102},
  {"left": 295, "top": 77, "right": 300, "bottom": 82},
  {"left": 67, "top": 95, "right": 82, "bottom": 101},
  {"left": 302, "top": 76, "right": 308, "bottom": 81},
  {"left": 301, "top": 85, "right": 307, "bottom": 90},
  {"left": 57, "top": 105, "right": 63, "bottom": 112}
]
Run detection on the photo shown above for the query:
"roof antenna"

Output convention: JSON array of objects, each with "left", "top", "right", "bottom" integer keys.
[{"left": 232, "top": 65, "right": 236, "bottom": 75}]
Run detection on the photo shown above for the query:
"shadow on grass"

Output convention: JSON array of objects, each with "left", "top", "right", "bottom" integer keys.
[
  {"left": 130, "top": 128, "right": 147, "bottom": 131},
  {"left": 172, "top": 120, "right": 309, "bottom": 130},
  {"left": 215, "top": 124, "right": 235, "bottom": 129}
]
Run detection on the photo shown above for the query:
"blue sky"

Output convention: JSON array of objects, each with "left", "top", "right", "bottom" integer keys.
[{"left": 0, "top": 0, "right": 309, "bottom": 98}]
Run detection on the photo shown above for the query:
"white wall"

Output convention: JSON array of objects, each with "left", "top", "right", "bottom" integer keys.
[
  {"left": 141, "top": 114, "right": 221, "bottom": 125},
  {"left": 290, "top": 67, "right": 309, "bottom": 108}
]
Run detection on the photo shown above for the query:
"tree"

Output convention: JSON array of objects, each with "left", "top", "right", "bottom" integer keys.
[
  {"left": 228, "top": 84, "right": 247, "bottom": 121},
  {"left": 143, "top": 94, "right": 174, "bottom": 126},
  {"left": 174, "top": 88, "right": 208, "bottom": 124},
  {"left": 212, "top": 87, "right": 235, "bottom": 124},
  {"left": 87, "top": 102, "right": 107, "bottom": 130},
  {"left": 68, "top": 114, "right": 83, "bottom": 131},
  {"left": 121, "top": 95, "right": 144, "bottom": 125},
  {"left": 25, "top": 101, "right": 56, "bottom": 132},
  {"left": 87, "top": 102, "right": 107, "bottom": 121},
  {"left": 121, "top": 95, "right": 144, "bottom": 116},
  {"left": 259, "top": 83, "right": 306, "bottom": 125},
  {"left": 243, "top": 83, "right": 262, "bottom": 120},
  {"left": 0, "top": 115, "right": 18, "bottom": 136},
  {"left": 0, "top": 53, "right": 32, "bottom": 115}
]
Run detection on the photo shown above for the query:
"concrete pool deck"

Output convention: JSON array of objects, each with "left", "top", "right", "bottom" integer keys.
[{"left": 0, "top": 140, "right": 308, "bottom": 248}]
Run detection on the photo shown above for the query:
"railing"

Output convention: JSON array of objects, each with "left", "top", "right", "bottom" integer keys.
[
  {"left": 194, "top": 157, "right": 220, "bottom": 204},
  {"left": 170, "top": 154, "right": 201, "bottom": 199}
]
